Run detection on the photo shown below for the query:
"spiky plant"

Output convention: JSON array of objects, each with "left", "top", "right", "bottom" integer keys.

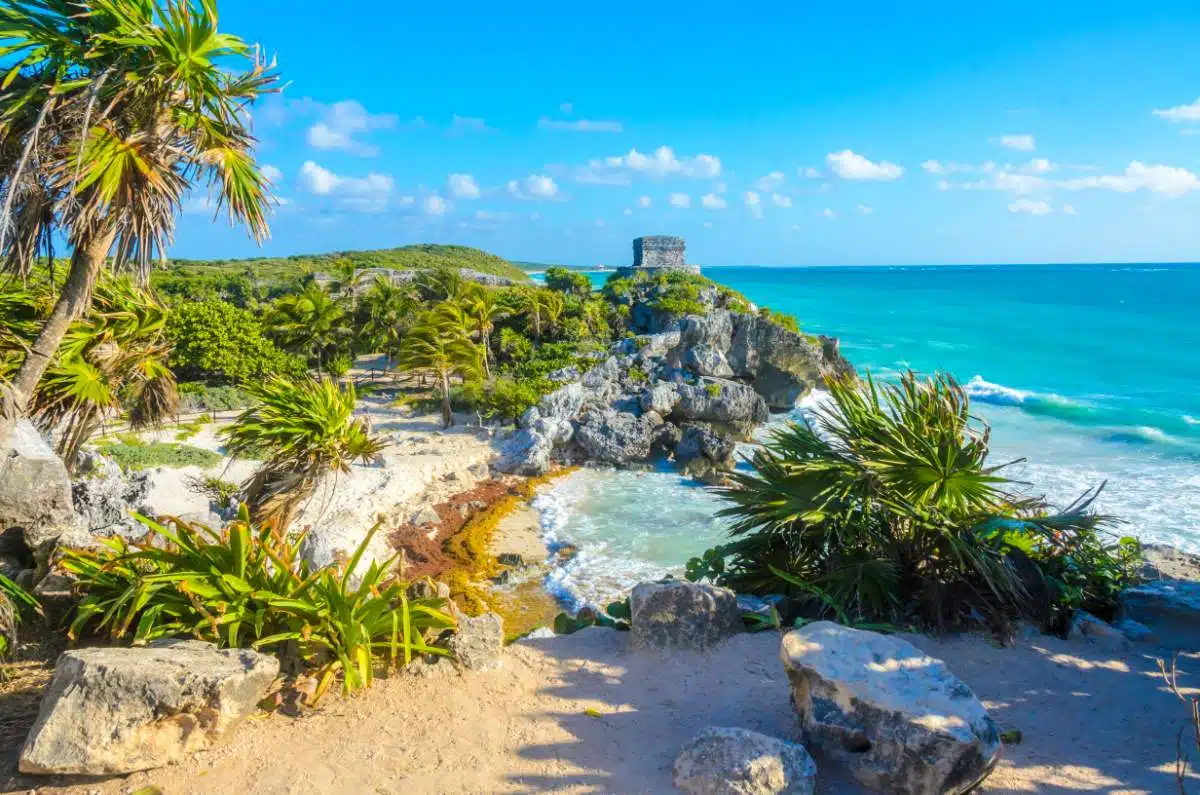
[
  {"left": 713, "top": 371, "right": 1132, "bottom": 629},
  {"left": 395, "top": 307, "right": 482, "bottom": 428},
  {"left": 0, "top": 0, "right": 279, "bottom": 434},
  {"left": 221, "top": 376, "right": 384, "bottom": 527}
]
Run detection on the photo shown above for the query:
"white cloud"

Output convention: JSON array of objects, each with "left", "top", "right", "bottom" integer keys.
[
  {"left": 1008, "top": 199, "right": 1052, "bottom": 215},
  {"left": 447, "top": 173, "right": 481, "bottom": 199},
  {"left": 1063, "top": 204, "right": 1077, "bottom": 215},
  {"left": 962, "top": 171, "right": 1049, "bottom": 195},
  {"left": 306, "top": 100, "right": 398, "bottom": 157},
  {"left": 826, "top": 150, "right": 904, "bottom": 181},
  {"left": 1153, "top": 98, "right": 1200, "bottom": 122},
  {"left": 669, "top": 192, "right": 691, "bottom": 208},
  {"left": 799, "top": 166, "right": 822, "bottom": 179},
  {"left": 300, "top": 161, "right": 339, "bottom": 195},
  {"left": 1022, "top": 158, "right": 1055, "bottom": 174},
  {"left": 994, "top": 134, "right": 1035, "bottom": 151},
  {"left": 756, "top": 171, "right": 786, "bottom": 191},
  {"left": 771, "top": 193, "right": 792, "bottom": 208},
  {"left": 538, "top": 116, "right": 623, "bottom": 133},
  {"left": 856, "top": 204, "right": 874, "bottom": 215},
  {"left": 529, "top": 211, "right": 542, "bottom": 221},
  {"left": 822, "top": 208, "right": 837, "bottom": 219},
  {"left": 474, "top": 210, "right": 512, "bottom": 221},
  {"left": 261, "top": 164, "right": 283, "bottom": 183},
  {"left": 450, "top": 115, "right": 491, "bottom": 134},
  {"left": 581, "top": 146, "right": 721, "bottom": 183},
  {"left": 508, "top": 174, "right": 559, "bottom": 200},
  {"left": 638, "top": 195, "right": 652, "bottom": 208},
  {"left": 743, "top": 190, "right": 762, "bottom": 217},
  {"left": 298, "top": 161, "right": 395, "bottom": 211},
  {"left": 922, "top": 160, "right": 975, "bottom": 175},
  {"left": 938, "top": 179, "right": 950, "bottom": 191},
  {"left": 713, "top": 182, "right": 727, "bottom": 193},
  {"left": 701, "top": 193, "right": 726, "bottom": 209},
  {"left": 1059, "top": 161, "right": 1200, "bottom": 197},
  {"left": 423, "top": 195, "right": 449, "bottom": 216}
]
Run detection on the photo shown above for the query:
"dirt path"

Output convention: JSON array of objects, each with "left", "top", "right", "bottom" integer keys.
[{"left": 4, "top": 629, "right": 1194, "bottom": 794}]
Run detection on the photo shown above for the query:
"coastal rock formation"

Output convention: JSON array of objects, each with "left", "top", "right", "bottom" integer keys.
[
  {"left": 780, "top": 622, "right": 1000, "bottom": 795},
  {"left": 1120, "top": 579, "right": 1200, "bottom": 651},
  {"left": 574, "top": 408, "right": 664, "bottom": 465},
  {"left": 630, "top": 580, "right": 742, "bottom": 652},
  {"left": 20, "top": 640, "right": 278, "bottom": 775},
  {"left": 673, "top": 726, "right": 818, "bottom": 795},
  {"left": 0, "top": 420, "right": 76, "bottom": 563}
]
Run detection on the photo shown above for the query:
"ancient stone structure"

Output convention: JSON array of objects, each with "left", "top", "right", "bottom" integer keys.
[{"left": 618, "top": 236, "right": 699, "bottom": 276}]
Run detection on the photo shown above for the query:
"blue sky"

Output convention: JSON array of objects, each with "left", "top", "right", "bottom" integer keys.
[{"left": 175, "top": 1, "right": 1200, "bottom": 266}]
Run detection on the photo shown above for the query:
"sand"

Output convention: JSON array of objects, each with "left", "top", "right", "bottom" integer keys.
[{"left": 4, "top": 627, "right": 1194, "bottom": 794}]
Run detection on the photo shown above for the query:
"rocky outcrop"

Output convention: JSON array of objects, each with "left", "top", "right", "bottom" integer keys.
[
  {"left": 674, "top": 726, "right": 818, "bottom": 795},
  {"left": 780, "top": 622, "right": 1000, "bottom": 795},
  {"left": 0, "top": 420, "right": 76, "bottom": 563},
  {"left": 71, "top": 452, "right": 152, "bottom": 540},
  {"left": 574, "top": 408, "right": 664, "bottom": 465},
  {"left": 673, "top": 380, "right": 769, "bottom": 426},
  {"left": 1120, "top": 579, "right": 1200, "bottom": 651},
  {"left": 20, "top": 640, "right": 278, "bottom": 775},
  {"left": 630, "top": 580, "right": 742, "bottom": 652},
  {"left": 1067, "top": 609, "right": 1130, "bottom": 652}
]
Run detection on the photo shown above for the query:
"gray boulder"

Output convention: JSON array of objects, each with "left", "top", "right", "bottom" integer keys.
[
  {"left": 539, "top": 381, "right": 586, "bottom": 420},
  {"left": 675, "top": 423, "right": 737, "bottom": 470},
  {"left": 674, "top": 726, "right": 817, "bottom": 795},
  {"left": 494, "top": 428, "right": 555, "bottom": 475},
  {"left": 674, "top": 380, "right": 769, "bottom": 426},
  {"left": 630, "top": 580, "right": 742, "bottom": 652},
  {"left": 20, "top": 640, "right": 278, "bottom": 775},
  {"left": 71, "top": 453, "right": 152, "bottom": 540},
  {"left": 1067, "top": 610, "right": 1130, "bottom": 652},
  {"left": 574, "top": 408, "right": 663, "bottom": 465},
  {"left": 449, "top": 612, "right": 505, "bottom": 671},
  {"left": 0, "top": 420, "right": 76, "bottom": 561},
  {"left": 686, "top": 345, "right": 735, "bottom": 378},
  {"left": 780, "top": 622, "right": 1000, "bottom": 795},
  {"left": 640, "top": 381, "right": 681, "bottom": 415},
  {"left": 1120, "top": 579, "right": 1200, "bottom": 651}
]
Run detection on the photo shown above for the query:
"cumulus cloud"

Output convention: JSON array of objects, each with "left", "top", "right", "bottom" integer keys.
[
  {"left": 1153, "top": 98, "right": 1200, "bottom": 122},
  {"left": 771, "top": 193, "right": 792, "bottom": 208},
  {"left": 756, "top": 171, "right": 786, "bottom": 191},
  {"left": 1022, "top": 158, "right": 1055, "bottom": 174},
  {"left": 701, "top": 193, "right": 726, "bottom": 209},
  {"left": 447, "top": 173, "right": 481, "bottom": 199},
  {"left": 743, "top": 190, "right": 762, "bottom": 217},
  {"left": 799, "top": 166, "right": 822, "bottom": 179},
  {"left": 1008, "top": 199, "right": 1052, "bottom": 215},
  {"left": 623, "top": 208, "right": 633, "bottom": 216},
  {"left": 994, "top": 134, "right": 1035, "bottom": 151},
  {"left": 826, "top": 150, "right": 904, "bottom": 181},
  {"left": 921, "top": 160, "right": 975, "bottom": 175},
  {"left": 638, "top": 195, "right": 652, "bottom": 208},
  {"left": 507, "top": 174, "right": 559, "bottom": 200},
  {"left": 423, "top": 196, "right": 449, "bottom": 216},
  {"left": 1059, "top": 161, "right": 1200, "bottom": 197},
  {"left": 579, "top": 146, "right": 721, "bottom": 184},
  {"left": 299, "top": 161, "right": 394, "bottom": 211},
  {"left": 306, "top": 100, "right": 398, "bottom": 157},
  {"left": 669, "top": 192, "right": 691, "bottom": 208},
  {"left": 261, "top": 164, "right": 283, "bottom": 183},
  {"left": 538, "top": 116, "right": 623, "bottom": 133},
  {"left": 1063, "top": 204, "right": 1077, "bottom": 215}
]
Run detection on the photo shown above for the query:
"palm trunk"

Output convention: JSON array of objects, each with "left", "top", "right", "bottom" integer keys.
[
  {"left": 440, "top": 370, "right": 454, "bottom": 428},
  {"left": 481, "top": 327, "right": 492, "bottom": 378},
  {"left": 3, "top": 229, "right": 115, "bottom": 439}
]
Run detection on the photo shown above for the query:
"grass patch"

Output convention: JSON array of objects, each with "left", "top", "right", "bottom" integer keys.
[{"left": 95, "top": 435, "right": 221, "bottom": 471}]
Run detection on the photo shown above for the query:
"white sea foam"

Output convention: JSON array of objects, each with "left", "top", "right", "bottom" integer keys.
[{"left": 1185, "top": 415, "right": 1200, "bottom": 426}]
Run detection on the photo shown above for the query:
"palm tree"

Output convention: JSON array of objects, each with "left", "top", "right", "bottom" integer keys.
[
  {"left": 396, "top": 311, "right": 481, "bottom": 428},
  {"left": 518, "top": 288, "right": 565, "bottom": 342},
  {"left": 0, "top": 0, "right": 278, "bottom": 439},
  {"left": 266, "top": 284, "right": 348, "bottom": 374},
  {"left": 222, "top": 376, "right": 383, "bottom": 527},
  {"left": 357, "top": 277, "right": 417, "bottom": 364},
  {"left": 455, "top": 284, "right": 510, "bottom": 377}
]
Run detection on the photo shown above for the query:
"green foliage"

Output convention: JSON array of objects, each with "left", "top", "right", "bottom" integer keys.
[
  {"left": 497, "top": 327, "right": 533, "bottom": 362},
  {"left": 1, "top": 572, "right": 40, "bottom": 663},
  {"left": 711, "top": 371, "right": 1138, "bottom": 630},
  {"left": 167, "top": 300, "right": 304, "bottom": 384},
  {"left": 95, "top": 437, "right": 222, "bottom": 472},
  {"left": 627, "top": 365, "right": 649, "bottom": 384},
  {"left": 177, "top": 382, "right": 253, "bottom": 412},
  {"left": 467, "top": 376, "right": 544, "bottom": 422},
  {"left": 705, "top": 382, "right": 722, "bottom": 398},
  {"left": 545, "top": 267, "right": 593, "bottom": 297},
  {"left": 184, "top": 474, "right": 242, "bottom": 507},
  {"left": 552, "top": 599, "right": 632, "bottom": 634},
  {"left": 60, "top": 507, "right": 455, "bottom": 703},
  {"left": 265, "top": 284, "right": 350, "bottom": 372},
  {"left": 326, "top": 352, "right": 354, "bottom": 379},
  {"left": 759, "top": 307, "right": 801, "bottom": 333},
  {"left": 396, "top": 308, "right": 483, "bottom": 427},
  {"left": 355, "top": 277, "right": 418, "bottom": 359},
  {"left": 222, "top": 377, "right": 385, "bottom": 526}
]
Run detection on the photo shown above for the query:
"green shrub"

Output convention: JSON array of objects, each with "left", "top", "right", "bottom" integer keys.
[
  {"left": 61, "top": 507, "right": 455, "bottom": 703},
  {"left": 708, "top": 371, "right": 1139, "bottom": 631},
  {"left": 468, "top": 376, "right": 545, "bottom": 422},
  {"left": 185, "top": 474, "right": 242, "bottom": 506},
  {"left": 326, "top": 352, "right": 354, "bottom": 378},
  {"left": 167, "top": 300, "right": 305, "bottom": 384},
  {"left": 627, "top": 366, "right": 649, "bottom": 383},
  {"left": 95, "top": 438, "right": 222, "bottom": 471},
  {"left": 1, "top": 573, "right": 39, "bottom": 664},
  {"left": 705, "top": 382, "right": 722, "bottom": 398},
  {"left": 177, "top": 382, "right": 254, "bottom": 412},
  {"left": 759, "top": 307, "right": 801, "bottom": 333},
  {"left": 545, "top": 267, "right": 592, "bottom": 297}
]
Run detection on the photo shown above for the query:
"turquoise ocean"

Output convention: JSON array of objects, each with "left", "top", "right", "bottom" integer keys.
[{"left": 532, "top": 264, "right": 1200, "bottom": 608}]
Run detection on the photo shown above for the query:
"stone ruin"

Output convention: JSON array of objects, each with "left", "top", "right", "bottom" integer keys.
[{"left": 618, "top": 236, "right": 699, "bottom": 276}]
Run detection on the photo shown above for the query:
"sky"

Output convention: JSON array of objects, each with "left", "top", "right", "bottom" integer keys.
[{"left": 174, "top": 1, "right": 1200, "bottom": 266}]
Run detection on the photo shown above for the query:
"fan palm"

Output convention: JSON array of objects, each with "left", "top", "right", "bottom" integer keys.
[
  {"left": 518, "top": 287, "right": 565, "bottom": 342},
  {"left": 455, "top": 283, "right": 510, "bottom": 377},
  {"left": 265, "top": 283, "right": 348, "bottom": 373},
  {"left": 221, "top": 376, "right": 384, "bottom": 527},
  {"left": 395, "top": 309, "right": 481, "bottom": 428},
  {"left": 0, "top": 0, "right": 278, "bottom": 436}
]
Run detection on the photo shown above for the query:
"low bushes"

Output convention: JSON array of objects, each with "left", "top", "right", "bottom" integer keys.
[
  {"left": 95, "top": 435, "right": 222, "bottom": 471},
  {"left": 61, "top": 507, "right": 454, "bottom": 702}
]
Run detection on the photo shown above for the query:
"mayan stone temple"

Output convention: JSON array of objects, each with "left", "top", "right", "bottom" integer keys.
[{"left": 617, "top": 235, "right": 700, "bottom": 276}]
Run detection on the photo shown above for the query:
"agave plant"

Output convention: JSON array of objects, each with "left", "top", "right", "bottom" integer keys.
[
  {"left": 712, "top": 371, "right": 1134, "bottom": 628},
  {"left": 60, "top": 506, "right": 454, "bottom": 702},
  {"left": 0, "top": 0, "right": 278, "bottom": 432},
  {"left": 221, "top": 376, "right": 384, "bottom": 527}
]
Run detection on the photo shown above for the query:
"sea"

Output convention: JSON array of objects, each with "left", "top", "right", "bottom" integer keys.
[{"left": 530, "top": 264, "right": 1200, "bottom": 608}]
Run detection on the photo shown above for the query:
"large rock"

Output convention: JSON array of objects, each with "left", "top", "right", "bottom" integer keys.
[
  {"left": 1120, "top": 579, "right": 1200, "bottom": 651},
  {"left": 675, "top": 423, "right": 738, "bottom": 470},
  {"left": 0, "top": 420, "right": 76, "bottom": 561},
  {"left": 449, "top": 612, "right": 504, "bottom": 671},
  {"left": 641, "top": 381, "right": 681, "bottom": 415},
  {"left": 573, "top": 408, "right": 663, "bottom": 465},
  {"left": 674, "top": 380, "right": 769, "bottom": 426},
  {"left": 20, "top": 640, "right": 278, "bottom": 775},
  {"left": 630, "top": 580, "right": 742, "bottom": 652},
  {"left": 494, "top": 428, "right": 555, "bottom": 475},
  {"left": 71, "top": 453, "right": 152, "bottom": 540},
  {"left": 780, "top": 622, "right": 1000, "bottom": 795},
  {"left": 674, "top": 726, "right": 817, "bottom": 795}
]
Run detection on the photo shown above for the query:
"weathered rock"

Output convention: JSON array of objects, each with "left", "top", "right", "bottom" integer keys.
[
  {"left": 780, "top": 622, "right": 1000, "bottom": 795},
  {"left": 411, "top": 505, "right": 441, "bottom": 527},
  {"left": 0, "top": 420, "right": 76, "bottom": 561},
  {"left": 449, "top": 612, "right": 504, "bottom": 671},
  {"left": 494, "top": 428, "right": 554, "bottom": 475},
  {"left": 573, "top": 408, "right": 663, "bottom": 465},
  {"left": 1068, "top": 610, "right": 1130, "bottom": 652},
  {"left": 1113, "top": 618, "right": 1156, "bottom": 643},
  {"left": 301, "top": 519, "right": 394, "bottom": 584},
  {"left": 1120, "top": 579, "right": 1200, "bottom": 651},
  {"left": 675, "top": 423, "right": 738, "bottom": 469},
  {"left": 20, "top": 640, "right": 278, "bottom": 775},
  {"left": 641, "top": 381, "right": 681, "bottom": 415},
  {"left": 686, "top": 345, "right": 736, "bottom": 378},
  {"left": 630, "top": 580, "right": 742, "bottom": 652},
  {"left": 539, "top": 381, "right": 586, "bottom": 420},
  {"left": 673, "top": 726, "right": 817, "bottom": 795},
  {"left": 674, "top": 380, "right": 769, "bottom": 426}
]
